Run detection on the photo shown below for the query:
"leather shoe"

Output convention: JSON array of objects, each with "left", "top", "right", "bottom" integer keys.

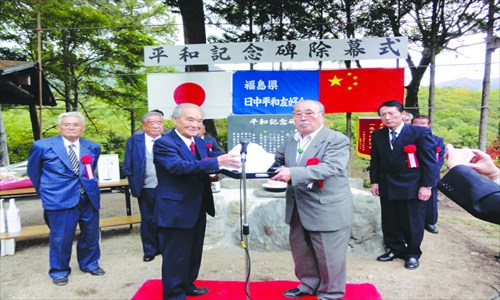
[
  {"left": 52, "top": 277, "right": 68, "bottom": 286},
  {"left": 283, "top": 288, "right": 311, "bottom": 298},
  {"left": 88, "top": 267, "right": 105, "bottom": 276},
  {"left": 186, "top": 287, "right": 209, "bottom": 296},
  {"left": 425, "top": 224, "right": 439, "bottom": 234},
  {"left": 377, "top": 251, "right": 400, "bottom": 262},
  {"left": 405, "top": 258, "right": 419, "bottom": 269},
  {"left": 143, "top": 254, "right": 156, "bottom": 262}
]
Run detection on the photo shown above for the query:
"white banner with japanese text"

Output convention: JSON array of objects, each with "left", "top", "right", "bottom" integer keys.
[{"left": 144, "top": 37, "right": 408, "bottom": 66}]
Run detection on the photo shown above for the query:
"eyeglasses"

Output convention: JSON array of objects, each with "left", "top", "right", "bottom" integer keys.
[
  {"left": 60, "top": 123, "right": 82, "bottom": 128},
  {"left": 145, "top": 121, "right": 164, "bottom": 126},
  {"left": 292, "top": 111, "right": 322, "bottom": 118}
]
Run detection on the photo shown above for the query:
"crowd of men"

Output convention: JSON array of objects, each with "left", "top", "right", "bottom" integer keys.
[{"left": 26, "top": 100, "right": 499, "bottom": 300}]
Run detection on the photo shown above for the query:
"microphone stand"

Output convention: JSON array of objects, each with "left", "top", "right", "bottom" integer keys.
[{"left": 240, "top": 142, "right": 251, "bottom": 300}]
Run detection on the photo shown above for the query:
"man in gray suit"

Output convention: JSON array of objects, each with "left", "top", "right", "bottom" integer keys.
[{"left": 272, "top": 100, "right": 353, "bottom": 300}]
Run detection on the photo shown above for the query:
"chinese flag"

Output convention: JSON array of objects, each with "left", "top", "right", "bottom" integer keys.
[{"left": 319, "top": 68, "right": 404, "bottom": 113}]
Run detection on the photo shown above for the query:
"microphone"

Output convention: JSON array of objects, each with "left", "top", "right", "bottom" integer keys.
[
  {"left": 240, "top": 140, "right": 249, "bottom": 163},
  {"left": 240, "top": 140, "right": 249, "bottom": 155}
]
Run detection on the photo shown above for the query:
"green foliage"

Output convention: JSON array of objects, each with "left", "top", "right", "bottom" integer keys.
[
  {"left": 2, "top": 86, "right": 499, "bottom": 185},
  {"left": 0, "top": 0, "right": 177, "bottom": 124}
]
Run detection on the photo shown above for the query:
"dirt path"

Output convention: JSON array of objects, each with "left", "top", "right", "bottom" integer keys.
[{"left": 1, "top": 192, "right": 499, "bottom": 300}]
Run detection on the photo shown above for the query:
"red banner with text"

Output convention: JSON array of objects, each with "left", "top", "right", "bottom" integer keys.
[{"left": 357, "top": 117, "right": 385, "bottom": 159}]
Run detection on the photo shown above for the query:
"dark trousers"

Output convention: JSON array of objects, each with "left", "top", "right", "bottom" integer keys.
[
  {"left": 44, "top": 194, "right": 100, "bottom": 279},
  {"left": 380, "top": 197, "right": 427, "bottom": 259},
  {"left": 138, "top": 188, "right": 159, "bottom": 256},
  {"left": 158, "top": 210, "right": 207, "bottom": 300},
  {"left": 425, "top": 187, "right": 439, "bottom": 225}
]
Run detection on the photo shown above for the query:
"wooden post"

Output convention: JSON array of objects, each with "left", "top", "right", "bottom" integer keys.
[{"left": 37, "top": 12, "right": 43, "bottom": 139}]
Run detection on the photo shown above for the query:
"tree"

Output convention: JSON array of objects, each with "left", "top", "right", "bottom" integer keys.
[
  {"left": 478, "top": 0, "right": 499, "bottom": 151},
  {"left": 205, "top": 0, "right": 490, "bottom": 119},
  {"left": 0, "top": 0, "right": 176, "bottom": 137},
  {"left": 359, "top": 0, "right": 489, "bottom": 116}
]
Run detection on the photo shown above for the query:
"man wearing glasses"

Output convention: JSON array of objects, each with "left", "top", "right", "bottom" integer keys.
[
  {"left": 272, "top": 100, "right": 353, "bottom": 300},
  {"left": 123, "top": 110, "right": 165, "bottom": 262},
  {"left": 27, "top": 112, "right": 104, "bottom": 286}
]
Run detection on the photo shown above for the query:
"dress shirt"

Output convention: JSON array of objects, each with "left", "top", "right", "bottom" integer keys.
[
  {"left": 62, "top": 137, "right": 80, "bottom": 157},
  {"left": 145, "top": 134, "right": 158, "bottom": 154},
  {"left": 175, "top": 129, "right": 195, "bottom": 150},
  {"left": 294, "top": 125, "right": 323, "bottom": 163},
  {"left": 388, "top": 122, "right": 404, "bottom": 150}
]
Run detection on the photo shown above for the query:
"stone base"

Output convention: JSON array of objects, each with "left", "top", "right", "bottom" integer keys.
[{"left": 204, "top": 177, "right": 384, "bottom": 256}]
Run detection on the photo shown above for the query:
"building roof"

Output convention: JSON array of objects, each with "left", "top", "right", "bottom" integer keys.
[
  {"left": 0, "top": 60, "right": 37, "bottom": 75},
  {"left": 0, "top": 60, "right": 56, "bottom": 106}
]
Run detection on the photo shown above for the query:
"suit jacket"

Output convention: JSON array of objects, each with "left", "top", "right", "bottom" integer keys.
[
  {"left": 153, "top": 130, "right": 220, "bottom": 229},
  {"left": 202, "top": 135, "right": 225, "bottom": 156},
  {"left": 370, "top": 124, "right": 437, "bottom": 200},
  {"left": 438, "top": 165, "right": 500, "bottom": 224},
  {"left": 123, "top": 133, "right": 164, "bottom": 198},
  {"left": 275, "top": 126, "right": 353, "bottom": 231},
  {"left": 433, "top": 135, "right": 445, "bottom": 181},
  {"left": 27, "top": 135, "right": 101, "bottom": 210}
]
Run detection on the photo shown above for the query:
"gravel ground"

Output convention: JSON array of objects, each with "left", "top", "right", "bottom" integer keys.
[{"left": 1, "top": 190, "right": 499, "bottom": 300}]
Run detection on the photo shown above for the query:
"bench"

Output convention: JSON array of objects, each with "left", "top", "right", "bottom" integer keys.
[{"left": 0, "top": 215, "right": 141, "bottom": 240}]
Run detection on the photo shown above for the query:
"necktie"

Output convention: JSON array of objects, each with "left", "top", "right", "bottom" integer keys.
[
  {"left": 147, "top": 138, "right": 155, "bottom": 154},
  {"left": 390, "top": 131, "right": 397, "bottom": 145},
  {"left": 190, "top": 141, "right": 196, "bottom": 155},
  {"left": 68, "top": 144, "right": 79, "bottom": 174}
]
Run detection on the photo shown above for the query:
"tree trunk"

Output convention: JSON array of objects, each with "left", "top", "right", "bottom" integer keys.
[
  {"left": 177, "top": 0, "right": 219, "bottom": 140},
  {"left": 29, "top": 104, "right": 41, "bottom": 141},
  {"left": 404, "top": 53, "right": 431, "bottom": 115},
  {"left": 427, "top": 0, "right": 441, "bottom": 124},
  {"left": 130, "top": 109, "right": 136, "bottom": 136},
  {"left": 0, "top": 106, "right": 10, "bottom": 166},
  {"left": 478, "top": 0, "right": 497, "bottom": 150}
]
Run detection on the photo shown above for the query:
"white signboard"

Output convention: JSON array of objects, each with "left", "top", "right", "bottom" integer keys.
[
  {"left": 144, "top": 37, "right": 408, "bottom": 66},
  {"left": 97, "top": 154, "right": 120, "bottom": 183}
]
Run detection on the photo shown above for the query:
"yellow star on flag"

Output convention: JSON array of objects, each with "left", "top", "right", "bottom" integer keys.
[{"left": 328, "top": 76, "right": 343, "bottom": 86}]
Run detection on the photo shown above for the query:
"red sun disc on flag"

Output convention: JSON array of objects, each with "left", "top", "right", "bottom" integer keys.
[{"left": 173, "top": 82, "right": 206, "bottom": 106}]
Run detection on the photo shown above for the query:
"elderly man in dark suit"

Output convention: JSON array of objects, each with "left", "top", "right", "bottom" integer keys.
[
  {"left": 370, "top": 100, "right": 437, "bottom": 270},
  {"left": 272, "top": 100, "right": 353, "bottom": 300},
  {"left": 123, "top": 110, "right": 165, "bottom": 262},
  {"left": 153, "top": 103, "right": 241, "bottom": 300},
  {"left": 27, "top": 112, "right": 104, "bottom": 286}
]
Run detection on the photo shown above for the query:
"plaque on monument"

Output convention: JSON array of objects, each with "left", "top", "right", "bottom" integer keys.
[{"left": 227, "top": 114, "right": 296, "bottom": 155}]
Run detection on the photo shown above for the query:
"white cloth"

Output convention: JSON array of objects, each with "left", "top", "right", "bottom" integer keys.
[{"left": 227, "top": 143, "right": 275, "bottom": 173}]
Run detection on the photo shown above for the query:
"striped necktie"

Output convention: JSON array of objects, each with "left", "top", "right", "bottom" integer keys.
[
  {"left": 68, "top": 144, "right": 79, "bottom": 174},
  {"left": 390, "top": 131, "right": 397, "bottom": 145}
]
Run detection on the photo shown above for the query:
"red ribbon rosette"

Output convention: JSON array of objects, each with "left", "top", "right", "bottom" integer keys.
[
  {"left": 403, "top": 144, "right": 419, "bottom": 168},
  {"left": 204, "top": 144, "right": 213, "bottom": 160},
  {"left": 435, "top": 146, "right": 441, "bottom": 162},
  {"left": 81, "top": 155, "right": 95, "bottom": 179},
  {"left": 306, "top": 157, "right": 323, "bottom": 189}
]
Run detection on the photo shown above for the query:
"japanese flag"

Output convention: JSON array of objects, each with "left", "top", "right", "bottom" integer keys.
[{"left": 147, "top": 72, "right": 233, "bottom": 119}]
